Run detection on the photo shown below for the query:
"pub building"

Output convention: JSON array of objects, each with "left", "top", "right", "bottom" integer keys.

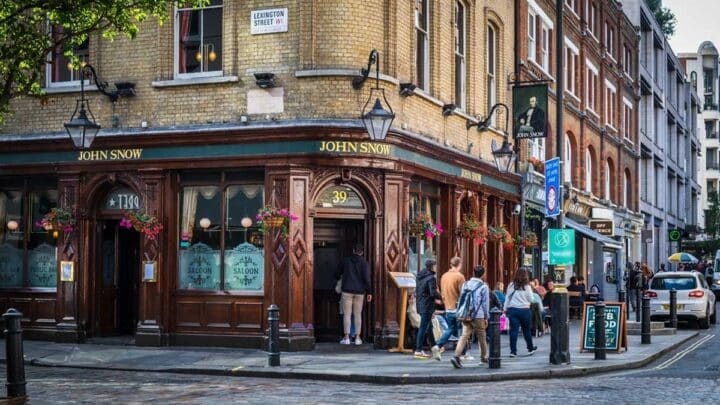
[{"left": 0, "top": 1, "right": 521, "bottom": 350}]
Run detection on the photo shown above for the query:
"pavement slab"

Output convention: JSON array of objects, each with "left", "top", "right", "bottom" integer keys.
[{"left": 0, "top": 322, "right": 699, "bottom": 384}]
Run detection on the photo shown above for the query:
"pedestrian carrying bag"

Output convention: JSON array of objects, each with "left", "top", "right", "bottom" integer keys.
[{"left": 455, "top": 281, "right": 483, "bottom": 322}]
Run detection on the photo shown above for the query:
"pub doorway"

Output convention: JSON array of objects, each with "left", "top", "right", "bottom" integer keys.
[
  {"left": 94, "top": 219, "right": 140, "bottom": 336},
  {"left": 313, "top": 219, "right": 365, "bottom": 342}
]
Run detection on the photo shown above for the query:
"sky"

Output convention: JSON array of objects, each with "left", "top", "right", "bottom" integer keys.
[{"left": 664, "top": 0, "right": 720, "bottom": 55}]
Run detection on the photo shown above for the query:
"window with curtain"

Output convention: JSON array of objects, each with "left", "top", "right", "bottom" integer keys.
[
  {"left": 176, "top": 0, "right": 223, "bottom": 76},
  {"left": 408, "top": 182, "right": 441, "bottom": 275},
  {"left": 585, "top": 149, "right": 593, "bottom": 193},
  {"left": 529, "top": 137, "right": 545, "bottom": 160},
  {"left": 178, "top": 173, "right": 264, "bottom": 292},
  {"left": 0, "top": 183, "right": 58, "bottom": 289},
  {"left": 454, "top": 1, "right": 466, "bottom": 110},
  {"left": 541, "top": 23, "right": 550, "bottom": 71},
  {"left": 415, "top": 0, "right": 430, "bottom": 91},
  {"left": 527, "top": 12, "right": 536, "bottom": 62},
  {"left": 47, "top": 25, "right": 89, "bottom": 86},
  {"left": 564, "top": 134, "right": 573, "bottom": 185}
]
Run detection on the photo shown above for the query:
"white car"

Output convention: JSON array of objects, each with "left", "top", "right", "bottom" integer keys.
[{"left": 645, "top": 271, "right": 717, "bottom": 329}]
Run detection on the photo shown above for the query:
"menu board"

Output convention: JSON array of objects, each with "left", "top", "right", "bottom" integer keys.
[
  {"left": 580, "top": 302, "right": 627, "bottom": 352},
  {"left": 388, "top": 272, "right": 416, "bottom": 289}
]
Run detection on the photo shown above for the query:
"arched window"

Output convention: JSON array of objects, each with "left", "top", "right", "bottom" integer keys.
[
  {"left": 564, "top": 134, "right": 573, "bottom": 184},
  {"left": 585, "top": 149, "right": 593, "bottom": 193}
]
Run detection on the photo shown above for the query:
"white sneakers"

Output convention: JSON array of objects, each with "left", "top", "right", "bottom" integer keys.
[
  {"left": 430, "top": 345, "right": 442, "bottom": 361},
  {"left": 340, "top": 337, "right": 363, "bottom": 345}
]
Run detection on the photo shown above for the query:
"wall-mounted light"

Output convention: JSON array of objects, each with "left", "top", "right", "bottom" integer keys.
[
  {"left": 442, "top": 104, "right": 457, "bottom": 117},
  {"left": 241, "top": 217, "right": 253, "bottom": 229},
  {"left": 399, "top": 83, "right": 417, "bottom": 97},
  {"left": 199, "top": 218, "right": 211, "bottom": 230},
  {"left": 491, "top": 138, "right": 516, "bottom": 173},
  {"left": 254, "top": 73, "right": 276, "bottom": 89},
  {"left": 353, "top": 49, "right": 395, "bottom": 141},
  {"left": 6, "top": 220, "right": 19, "bottom": 231}
]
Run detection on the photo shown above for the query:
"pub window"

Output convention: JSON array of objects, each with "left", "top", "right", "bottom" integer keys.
[
  {"left": 176, "top": 0, "right": 223, "bottom": 77},
  {"left": 415, "top": 0, "right": 430, "bottom": 91},
  {"left": 408, "top": 182, "right": 441, "bottom": 275},
  {"left": 47, "top": 25, "right": 89, "bottom": 86},
  {"left": 454, "top": 1, "right": 466, "bottom": 110},
  {"left": 178, "top": 172, "right": 264, "bottom": 292},
  {"left": 487, "top": 24, "right": 497, "bottom": 126},
  {"left": 527, "top": 11, "right": 536, "bottom": 63},
  {"left": 0, "top": 183, "right": 58, "bottom": 289}
]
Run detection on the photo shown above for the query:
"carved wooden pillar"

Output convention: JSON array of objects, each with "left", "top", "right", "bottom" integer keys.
[
  {"left": 452, "top": 189, "right": 464, "bottom": 274},
  {"left": 376, "top": 173, "right": 407, "bottom": 349},
  {"left": 263, "top": 167, "right": 314, "bottom": 351},
  {"left": 495, "top": 199, "right": 505, "bottom": 289},
  {"left": 55, "top": 172, "right": 84, "bottom": 342},
  {"left": 479, "top": 193, "right": 489, "bottom": 269},
  {"left": 136, "top": 170, "right": 165, "bottom": 346}
]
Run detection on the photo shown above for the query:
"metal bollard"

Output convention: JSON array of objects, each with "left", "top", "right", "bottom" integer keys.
[
  {"left": 636, "top": 289, "right": 642, "bottom": 323},
  {"left": 549, "top": 291, "right": 571, "bottom": 365},
  {"left": 669, "top": 289, "right": 678, "bottom": 329},
  {"left": 488, "top": 308, "right": 502, "bottom": 369},
  {"left": 594, "top": 302, "right": 606, "bottom": 360},
  {"left": 3, "top": 308, "right": 26, "bottom": 398},
  {"left": 641, "top": 297, "right": 651, "bottom": 344},
  {"left": 619, "top": 290, "right": 627, "bottom": 318},
  {"left": 267, "top": 304, "right": 280, "bottom": 367}
]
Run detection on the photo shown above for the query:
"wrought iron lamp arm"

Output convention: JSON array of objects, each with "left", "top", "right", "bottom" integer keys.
[
  {"left": 467, "top": 102, "right": 510, "bottom": 135},
  {"left": 81, "top": 64, "right": 119, "bottom": 102},
  {"left": 352, "top": 49, "right": 380, "bottom": 90}
]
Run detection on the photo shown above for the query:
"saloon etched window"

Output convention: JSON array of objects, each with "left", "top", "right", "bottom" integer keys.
[
  {"left": 176, "top": 0, "right": 223, "bottom": 76},
  {"left": 178, "top": 173, "right": 264, "bottom": 292}
]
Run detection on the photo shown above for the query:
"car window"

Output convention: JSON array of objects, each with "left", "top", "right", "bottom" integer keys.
[
  {"left": 650, "top": 277, "right": 697, "bottom": 290},
  {"left": 699, "top": 277, "right": 709, "bottom": 289}
]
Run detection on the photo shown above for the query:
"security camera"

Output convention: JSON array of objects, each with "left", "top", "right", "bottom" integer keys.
[{"left": 513, "top": 204, "right": 521, "bottom": 215}]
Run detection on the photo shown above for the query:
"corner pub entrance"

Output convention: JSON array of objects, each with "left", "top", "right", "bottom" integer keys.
[{"left": 0, "top": 129, "right": 520, "bottom": 350}]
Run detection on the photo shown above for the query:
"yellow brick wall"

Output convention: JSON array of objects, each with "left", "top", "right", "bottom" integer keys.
[{"left": 2, "top": 0, "right": 514, "bottom": 166}]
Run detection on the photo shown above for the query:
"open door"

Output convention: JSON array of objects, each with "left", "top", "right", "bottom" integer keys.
[{"left": 96, "top": 220, "right": 140, "bottom": 336}]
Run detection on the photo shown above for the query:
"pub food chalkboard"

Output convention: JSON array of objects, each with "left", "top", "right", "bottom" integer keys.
[{"left": 579, "top": 302, "right": 627, "bottom": 352}]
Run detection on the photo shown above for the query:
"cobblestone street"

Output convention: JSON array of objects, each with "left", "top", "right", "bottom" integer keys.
[{"left": 7, "top": 325, "right": 720, "bottom": 404}]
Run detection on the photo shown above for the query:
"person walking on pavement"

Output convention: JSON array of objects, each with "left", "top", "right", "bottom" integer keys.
[
  {"left": 627, "top": 262, "right": 641, "bottom": 312},
  {"left": 430, "top": 257, "right": 466, "bottom": 361},
  {"left": 414, "top": 259, "right": 440, "bottom": 359},
  {"left": 451, "top": 265, "right": 490, "bottom": 369},
  {"left": 336, "top": 244, "right": 372, "bottom": 345},
  {"left": 504, "top": 267, "right": 537, "bottom": 357}
]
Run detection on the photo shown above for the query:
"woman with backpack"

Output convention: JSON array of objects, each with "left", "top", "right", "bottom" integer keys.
[{"left": 504, "top": 267, "right": 537, "bottom": 357}]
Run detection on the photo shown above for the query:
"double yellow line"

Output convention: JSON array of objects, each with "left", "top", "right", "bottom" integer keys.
[{"left": 654, "top": 334, "right": 715, "bottom": 370}]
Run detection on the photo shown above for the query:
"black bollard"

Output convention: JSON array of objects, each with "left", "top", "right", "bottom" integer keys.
[
  {"left": 594, "top": 302, "right": 606, "bottom": 360},
  {"left": 641, "top": 297, "right": 651, "bottom": 344},
  {"left": 3, "top": 308, "right": 26, "bottom": 398},
  {"left": 488, "top": 307, "right": 502, "bottom": 369},
  {"left": 669, "top": 289, "right": 678, "bottom": 329},
  {"left": 636, "top": 288, "right": 642, "bottom": 322},
  {"left": 618, "top": 290, "right": 627, "bottom": 317},
  {"left": 267, "top": 304, "right": 280, "bottom": 367},
  {"left": 550, "top": 291, "right": 571, "bottom": 365}
]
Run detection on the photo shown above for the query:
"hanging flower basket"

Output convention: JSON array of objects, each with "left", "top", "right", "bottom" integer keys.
[
  {"left": 528, "top": 156, "right": 544, "bottom": 174},
  {"left": 487, "top": 225, "right": 507, "bottom": 242},
  {"left": 456, "top": 214, "right": 487, "bottom": 245},
  {"left": 256, "top": 206, "right": 298, "bottom": 239},
  {"left": 521, "top": 231, "right": 538, "bottom": 248},
  {"left": 409, "top": 213, "right": 443, "bottom": 239},
  {"left": 35, "top": 207, "right": 75, "bottom": 234},
  {"left": 120, "top": 211, "right": 163, "bottom": 240}
]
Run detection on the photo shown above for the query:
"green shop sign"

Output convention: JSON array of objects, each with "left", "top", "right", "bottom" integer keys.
[
  {"left": 0, "top": 140, "right": 518, "bottom": 194},
  {"left": 548, "top": 228, "right": 575, "bottom": 266}
]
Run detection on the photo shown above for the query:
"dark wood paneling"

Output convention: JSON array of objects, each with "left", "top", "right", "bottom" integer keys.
[
  {"left": 234, "top": 301, "right": 263, "bottom": 329},
  {"left": 176, "top": 301, "right": 202, "bottom": 328},
  {"left": 205, "top": 302, "right": 232, "bottom": 328}
]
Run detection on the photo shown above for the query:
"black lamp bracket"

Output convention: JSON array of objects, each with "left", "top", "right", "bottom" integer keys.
[
  {"left": 467, "top": 102, "right": 510, "bottom": 135},
  {"left": 352, "top": 49, "right": 380, "bottom": 90},
  {"left": 80, "top": 64, "right": 135, "bottom": 103}
]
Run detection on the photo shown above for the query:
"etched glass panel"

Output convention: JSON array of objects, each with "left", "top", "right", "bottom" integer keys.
[
  {"left": 0, "top": 243, "right": 22, "bottom": 287},
  {"left": 178, "top": 242, "right": 221, "bottom": 290},
  {"left": 28, "top": 243, "right": 57, "bottom": 287},
  {"left": 223, "top": 243, "right": 264, "bottom": 291}
]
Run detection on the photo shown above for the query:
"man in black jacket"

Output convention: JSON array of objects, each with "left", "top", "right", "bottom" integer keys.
[
  {"left": 336, "top": 244, "right": 372, "bottom": 345},
  {"left": 414, "top": 259, "right": 440, "bottom": 358}
]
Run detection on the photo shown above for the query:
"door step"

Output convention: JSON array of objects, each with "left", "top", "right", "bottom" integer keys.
[{"left": 625, "top": 321, "right": 676, "bottom": 335}]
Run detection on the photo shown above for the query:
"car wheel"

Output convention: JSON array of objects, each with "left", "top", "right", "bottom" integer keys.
[{"left": 699, "top": 309, "right": 711, "bottom": 329}]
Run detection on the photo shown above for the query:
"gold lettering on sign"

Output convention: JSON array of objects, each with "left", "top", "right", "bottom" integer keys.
[
  {"left": 319, "top": 141, "right": 391, "bottom": 156},
  {"left": 460, "top": 168, "right": 482, "bottom": 183},
  {"left": 78, "top": 149, "right": 143, "bottom": 161}
]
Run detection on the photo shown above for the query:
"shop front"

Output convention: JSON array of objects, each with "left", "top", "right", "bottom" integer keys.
[{"left": 0, "top": 126, "right": 520, "bottom": 350}]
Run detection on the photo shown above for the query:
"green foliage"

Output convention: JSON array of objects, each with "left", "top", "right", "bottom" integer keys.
[
  {"left": 645, "top": 0, "right": 677, "bottom": 38},
  {"left": 0, "top": 0, "right": 207, "bottom": 126},
  {"left": 705, "top": 191, "right": 720, "bottom": 239}
]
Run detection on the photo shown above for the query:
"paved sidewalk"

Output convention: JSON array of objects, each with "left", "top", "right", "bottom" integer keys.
[{"left": 0, "top": 324, "right": 698, "bottom": 384}]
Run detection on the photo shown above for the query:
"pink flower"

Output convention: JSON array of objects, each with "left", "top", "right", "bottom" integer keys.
[
  {"left": 256, "top": 214, "right": 262, "bottom": 221},
  {"left": 63, "top": 226, "right": 73, "bottom": 233},
  {"left": 425, "top": 230, "right": 434, "bottom": 238},
  {"left": 290, "top": 214, "right": 299, "bottom": 221},
  {"left": 436, "top": 224, "right": 444, "bottom": 234},
  {"left": 34, "top": 220, "right": 43, "bottom": 228},
  {"left": 279, "top": 208, "right": 288, "bottom": 217}
]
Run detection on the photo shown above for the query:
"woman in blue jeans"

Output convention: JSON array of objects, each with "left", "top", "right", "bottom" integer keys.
[{"left": 503, "top": 268, "right": 537, "bottom": 357}]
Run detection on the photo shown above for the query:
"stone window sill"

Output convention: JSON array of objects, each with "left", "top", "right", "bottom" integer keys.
[{"left": 151, "top": 75, "right": 239, "bottom": 88}]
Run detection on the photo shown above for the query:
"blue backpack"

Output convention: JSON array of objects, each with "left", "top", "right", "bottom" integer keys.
[{"left": 456, "top": 281, "right": 483, "bottom": 321}]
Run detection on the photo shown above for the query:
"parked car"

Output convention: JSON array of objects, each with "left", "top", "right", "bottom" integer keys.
[
  {"left": 711, "top": 250, "right": 720, "bottom": 298},
  {"left": 645, "top": 271, "right": 717, "bottom": 329}
]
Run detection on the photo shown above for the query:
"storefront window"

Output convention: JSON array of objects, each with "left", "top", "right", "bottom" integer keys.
[
  {"left": 0, "top": 184, "right": 57, "bottom": 289},
  {"left": 408, "top": 182, "right": 441, "bottom": 274},
  {"left": 178, "top": 175, "right": 264, "bottom": 292}
]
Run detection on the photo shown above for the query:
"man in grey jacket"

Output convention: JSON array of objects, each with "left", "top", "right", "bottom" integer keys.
[{"left": 451, "top": 265, "right": 489, "bottom": 369}]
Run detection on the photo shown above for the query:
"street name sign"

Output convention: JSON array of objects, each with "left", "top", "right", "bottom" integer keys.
[{"left": 545, "top": 157, "right": 560, "bottom": 217}]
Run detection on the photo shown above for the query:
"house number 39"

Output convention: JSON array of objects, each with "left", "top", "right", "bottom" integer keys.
[{"left": 332, "top": 190, "right": 348, "bottom": 204}]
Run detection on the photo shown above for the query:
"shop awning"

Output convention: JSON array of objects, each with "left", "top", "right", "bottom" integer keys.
[{"left": 564, "top": 217, "right": 623, "bottom": 250}]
